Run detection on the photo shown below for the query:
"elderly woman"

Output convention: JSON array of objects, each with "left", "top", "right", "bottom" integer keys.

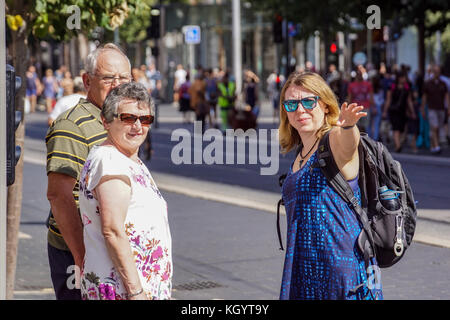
[
  {"left": 79, "top": 82, "right": 172, "bottom": 300},
  {"left": 278, "top": 72, "right": 383, "bottom": 300}
]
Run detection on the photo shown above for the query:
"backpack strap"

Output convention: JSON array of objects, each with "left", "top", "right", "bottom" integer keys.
[
  {"left": 276, "top": 199, "right": 284, "bottom": 251},
  {"left": 276, "top": 146, "right": 302, "bottom": 251},
  {"left": 314, "top": 131, "right": 376, "bottom": 265}
]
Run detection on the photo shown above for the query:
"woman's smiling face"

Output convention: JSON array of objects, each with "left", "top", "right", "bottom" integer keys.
[{"left": 104, "top": 99, "right": 150, "bottom": 158}]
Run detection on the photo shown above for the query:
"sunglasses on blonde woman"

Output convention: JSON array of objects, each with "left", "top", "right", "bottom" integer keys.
[
  {"left": 113, "top": 113, "right": 154, "bottom": 126},
  {"left": 283, "top": 96, "right": 320, "bottom": 112}
]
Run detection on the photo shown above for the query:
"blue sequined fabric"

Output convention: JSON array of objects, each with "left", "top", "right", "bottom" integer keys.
[{"left": 280, "top": 151, "right": 383, "bottom": 300}]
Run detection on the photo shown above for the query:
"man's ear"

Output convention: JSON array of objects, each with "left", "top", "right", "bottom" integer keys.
[
  {"left": 101, "top": 115, "right": 109, "bottom": 130},
  {"left": 82, "top": 72, "right": 90, "bottom": 91}
]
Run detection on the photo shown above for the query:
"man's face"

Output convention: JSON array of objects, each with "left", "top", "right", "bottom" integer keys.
[
  {"left": 433, "top": 67, "right": 441, "bottom": 79},
  {"left": 84, "top": 50, "right": 131, "bottom": 108}
]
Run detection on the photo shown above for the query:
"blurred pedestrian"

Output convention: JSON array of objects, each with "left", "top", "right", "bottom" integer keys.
[
  {"left": 217, "top": 72, "right": 236, "bottom": 132},
  {"left": 369, "top": 75, "right": 384, "bottom": 141},
  {"left": 421, "top": 65, "right": 450, "bottom": 154},
  {"left": 189, "top": 73, "right": 208, "bottom": 133},
  {"left": 60, "top": 71, "right": 74, "bottom": 96},
  {"left": 438, "top": 72, "right": 450, "bottom": 146},
  {"left": 46, "top": 43, "right": 132, "bottom": 300},
  {"left": 43, "top": 68, "right": 59, "bottom": 114},
  {"left": 148, "top": 62, "right": 162, "bottom": 101},
  {"left": 48, "top": 78, "right": 86, "bottom": 126},
  {"left": 326, "top": 64, "right": 339, "bottom": 84},
  {"left": 383, "top": 72, "right": 416, "bottom": 152},
  {"left": 267, "top": 71, "right": 285, "bottom": 122},
  {"left": 205, "top": 68, "right": 219, "bottom": 128},
  {"left": 178, "top": 73, "right": 192, "bottom": 123},
  {"left": 132, "top": 67, "right": 150, "bottom": 92},
  {"left": 278, "top": 71, "right": 382, "bottom": 300},
  {"left": 26, "top": 65, "right": 39, "bottom": 113},
  {"left": 173, "top": 64, "right": 187, "bottom": 104},
  {"left": 79, "top": 82, "right": 172, "bottom": 300},
  {"left": 347, "top": 69, "right": 373, "bottom": 133},
  {"left": 55, "top": 65, "right": 67, "bottom": 99},
  {"left": 244, "top": 74, "right": 258, "bottom": 112}
]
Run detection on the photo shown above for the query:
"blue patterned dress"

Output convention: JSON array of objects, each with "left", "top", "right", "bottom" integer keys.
[{"left": 280, "top": 151, "right": 383, "bottom": 300}]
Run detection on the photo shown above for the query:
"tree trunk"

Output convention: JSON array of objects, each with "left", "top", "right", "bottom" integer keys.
[{"left": 6, "top": 25, "right": 27, "bottom": 300}]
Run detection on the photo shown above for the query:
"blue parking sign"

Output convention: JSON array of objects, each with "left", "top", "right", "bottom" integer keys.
[{"left": 183, "top": 25, "right": 201, "bottom": 44}]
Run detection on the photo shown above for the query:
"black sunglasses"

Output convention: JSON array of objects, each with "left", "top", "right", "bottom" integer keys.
[{"left": 113, "top": 113, "right": 154, "bottom": 126}]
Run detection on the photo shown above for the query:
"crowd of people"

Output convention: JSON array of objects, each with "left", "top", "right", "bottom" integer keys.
[
  {"left": 28, "top": 57, "right": 450, "bottom": 156},
  {"left": 322, "top": 62, "right": 450, "bottom": 154},
  {"left": 171, "top": 64, "right": 263, "bottom": 133}
]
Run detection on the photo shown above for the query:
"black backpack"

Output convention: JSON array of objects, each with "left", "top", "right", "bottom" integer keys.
[{"left": 276, "top": 131, "right": 417, "bottom": 269}]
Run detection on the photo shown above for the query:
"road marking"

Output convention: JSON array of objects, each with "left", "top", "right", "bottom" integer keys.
[{"left": 18, "top": 232, "right": 32, "bottom": 240}]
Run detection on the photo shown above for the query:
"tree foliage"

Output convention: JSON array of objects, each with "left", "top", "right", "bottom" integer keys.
[{"left": 6, "top": 0, "right": 147, "bottom": 41}]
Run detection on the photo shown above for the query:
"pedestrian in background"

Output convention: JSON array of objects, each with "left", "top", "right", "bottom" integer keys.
[
  {"left": 217, "top": 72, "right": 236, "bottom": 132},
  {"left": 205, "top": 68, "right": 219, "bottom": 128},
  {"left": 369, "top": 75, "right": 384, "bottom": 141},
  {"left": 178, "top": 73, "right": 192, "bottom": 123},
  {"left": 267, "top": 70, "right": 285, "bottom": 122},
  {"left": 421, "top": 65, "right": 450, "bottom": 154},
  {"left": 43, "top": 68, "right": 59, "bottom": 114},
  {"left": 347, "top": 68, "right": 373, "bottom": 133},
  {"left": 278, "top": 71, "right": 383, "bottom": 300},
  {"left": 26, "top": 65, "right": 40, "bottom": 113},
  {"left": 48, "top": 78, "right": 86, "bottom": 126},
  {"left": 79, "top": 82, "right": 172, "bottom": 300},
  {"left": 46, "top": 43, "right": 132, "bottom": 300},
  {"left": 244, "top": 77, "right": 258, "bottom": 112},
  {"left": 173, "top": 64, "right": 187, "bottom": 104},
  {"left": 189, "top": 73, "right": 208, "bottom": 133},
  {"left": 383, "top": 72, "right": 416, "bottom": 153},
  {"left": 60, "top": 71, "right": 74, "bottom": 96}
]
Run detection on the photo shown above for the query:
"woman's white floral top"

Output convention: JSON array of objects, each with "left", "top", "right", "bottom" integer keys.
[{"left": 79, "top": 145, "right": 172, "bottom": 300}]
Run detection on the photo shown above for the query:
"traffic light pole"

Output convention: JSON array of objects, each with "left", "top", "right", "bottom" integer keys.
[
  {"left": 232, "top": 0, "right": 242, "bottom": 94},
  {"left": 0, "top": 1, "right": 8, "bottom": 300}
]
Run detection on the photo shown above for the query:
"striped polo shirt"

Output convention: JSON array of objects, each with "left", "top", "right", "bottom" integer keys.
[{"left": 46, "top": 98, "right": 107, "bottom": 251}]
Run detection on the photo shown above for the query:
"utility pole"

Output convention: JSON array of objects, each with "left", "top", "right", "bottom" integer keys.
[
  {"left": 0, "top": 0, "right": 7, "bottom": 300},
  {"left": 232, "top": 0, "right": 242, "bottom": 94}
]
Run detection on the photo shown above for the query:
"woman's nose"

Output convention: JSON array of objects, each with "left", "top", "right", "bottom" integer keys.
[{"left": 295, "top": 102, "right": 306, "bottom": 113}]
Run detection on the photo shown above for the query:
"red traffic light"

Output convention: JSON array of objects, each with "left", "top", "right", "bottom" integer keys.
[{"left": 330, "top": 43, "right": 337, "bottom": 54}]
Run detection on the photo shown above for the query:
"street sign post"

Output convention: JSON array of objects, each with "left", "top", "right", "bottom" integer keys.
[
  {"left": 182, "top": 25, "right": 201, "bottom": 79},
  {"left": 183, "top": 25, "right": 201, "bottom": 45}
]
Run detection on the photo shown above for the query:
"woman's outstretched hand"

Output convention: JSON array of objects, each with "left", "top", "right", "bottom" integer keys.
[{"left": 336, "top": 102, "right": 367, "bottom": 128}]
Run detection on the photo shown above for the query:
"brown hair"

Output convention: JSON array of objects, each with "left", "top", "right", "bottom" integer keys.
[{"left": 278, "top": 71, "right": 340, "bottom": 154}]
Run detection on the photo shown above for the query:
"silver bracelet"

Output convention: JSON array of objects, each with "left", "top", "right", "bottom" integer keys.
[
  {"left": 128, "top": 288, "right": 143, "bottom": 298},
  {"left": 342, "top": 124, "right": 355, "bottom": 130}
]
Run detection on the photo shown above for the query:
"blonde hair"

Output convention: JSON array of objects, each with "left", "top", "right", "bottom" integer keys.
[{"left": 278, "top": 71, "right": 340, "bottom": 154}]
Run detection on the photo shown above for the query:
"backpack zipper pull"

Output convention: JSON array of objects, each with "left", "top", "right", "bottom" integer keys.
[{"left": 394, "top": 215, "right": 404, "bottom": 257}]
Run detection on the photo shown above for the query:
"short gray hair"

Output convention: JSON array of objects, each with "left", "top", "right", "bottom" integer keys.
[
  {"left": 85, "top": 43, "right": 131, "bottom": 75},
  {"left": 101, "top": 82, "right": 155, "bottom": 123}
]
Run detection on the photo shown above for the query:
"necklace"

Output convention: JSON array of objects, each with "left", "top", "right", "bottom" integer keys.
[{"left": 299, "top": 137, "right": 319, "bottom": 168}]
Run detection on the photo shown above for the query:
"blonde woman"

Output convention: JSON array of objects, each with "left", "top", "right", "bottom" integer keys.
[{"left": 278, "top": 71, "right": 383, "bottom": 300}]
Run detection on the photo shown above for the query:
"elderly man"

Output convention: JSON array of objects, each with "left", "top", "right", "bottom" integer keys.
[{"left": 46, "top": 43, "right": 132, "bottom": 300}]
